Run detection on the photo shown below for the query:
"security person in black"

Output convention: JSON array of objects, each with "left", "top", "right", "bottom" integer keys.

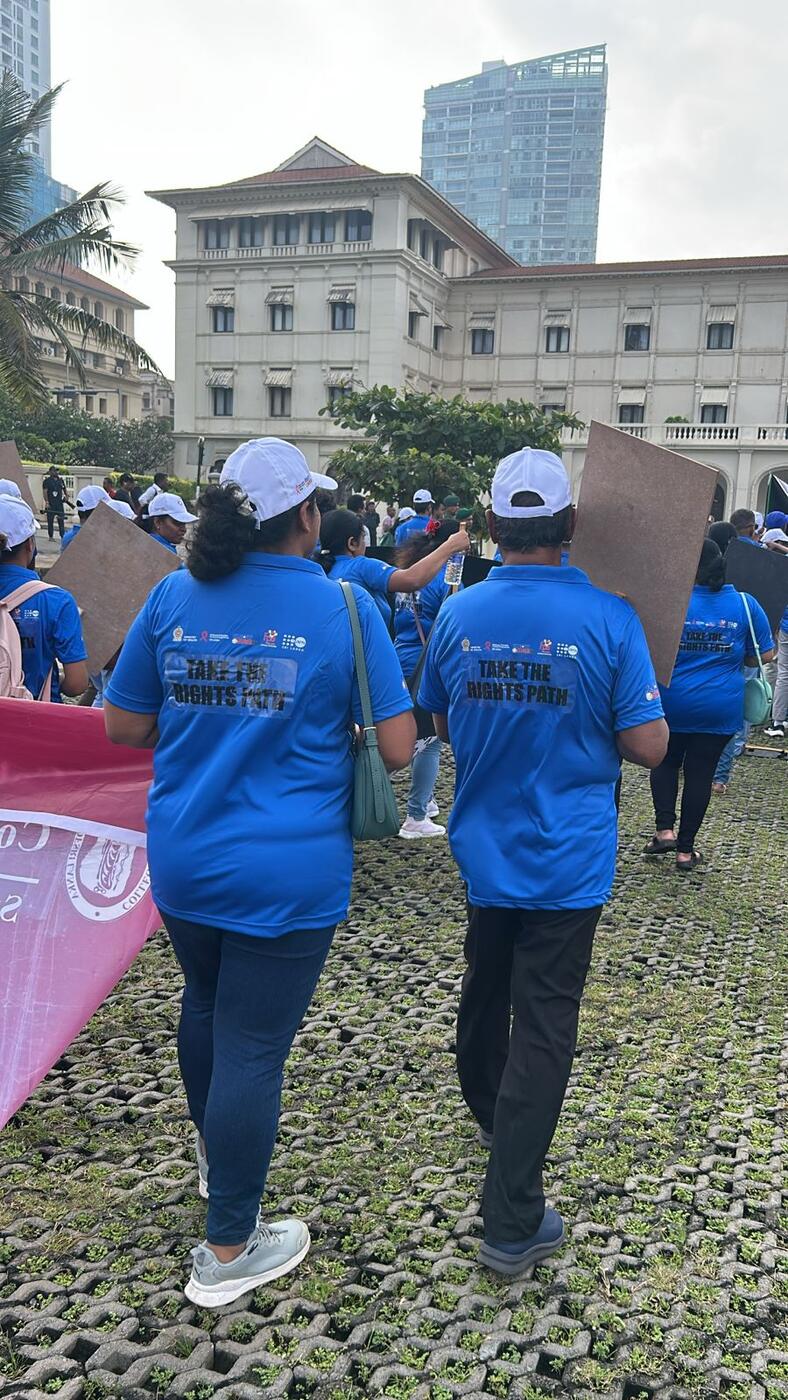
[{"left": 42, "top": 467, "right": 73, "bottom": 541}]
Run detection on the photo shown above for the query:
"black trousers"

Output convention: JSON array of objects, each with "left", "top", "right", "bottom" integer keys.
[
  {"left": 45, "top": 507, "right": 65, "bottom": 538},
  {"left": 650, "top": 730, "right": 733, "bottom": 853},
  {"left": 457, "top": 902, "right": 601, "bottom": 1243}
]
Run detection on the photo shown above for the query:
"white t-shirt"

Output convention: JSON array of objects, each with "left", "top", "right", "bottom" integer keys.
[{"left": 139, "top": 483, "right": 163, "bottom": 508}]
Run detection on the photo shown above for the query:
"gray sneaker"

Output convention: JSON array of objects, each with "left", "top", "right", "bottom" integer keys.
[
  {"left": 185, "top": 1220, "right": 310, "bottom": 1308},
  {"left": 195, "top": 1133, "right": 209, "bottom": 1200}
]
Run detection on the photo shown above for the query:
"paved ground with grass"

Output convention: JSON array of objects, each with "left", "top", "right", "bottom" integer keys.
[{"left": 1, "top": 752, "right": 786, "bottom": 1400}]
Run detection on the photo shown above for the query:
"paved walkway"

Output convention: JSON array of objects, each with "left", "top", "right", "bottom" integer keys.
[{"left": 0, "top": 757, "right": 785, "bottom": 1399}]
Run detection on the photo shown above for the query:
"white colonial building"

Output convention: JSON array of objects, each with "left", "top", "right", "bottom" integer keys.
[{"left": 150, "top": 138, "right": 788, "bottom": 515}]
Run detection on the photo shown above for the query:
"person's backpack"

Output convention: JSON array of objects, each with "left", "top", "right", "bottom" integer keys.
[{"left": 0, "top": 580, "right": 55, "bottom": 701}]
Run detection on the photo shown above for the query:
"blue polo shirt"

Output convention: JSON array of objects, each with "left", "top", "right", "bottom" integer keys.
[
  {"left": 0, "top": 564, "right": 86, "bottom": 701},
  {"left": 394, "top": 515, "right": 430, "bottom": 547},
  {"left": 659, "top": 585, "right": 773, "bottom": 734},
  {"left": 328, "top": 554, "right": 396, "bottom": 623},
  {"left": 418, "top": 565, "right": 663, "bottom": 910},
  {"left": 60, "top": 524, "right": 80, "bottom": 551},
  {"left": 105, "top": 553, "right": 412, "bottom": 938},
  {"left": 394, "top": 564, "right": 460, "bottom": 678}
]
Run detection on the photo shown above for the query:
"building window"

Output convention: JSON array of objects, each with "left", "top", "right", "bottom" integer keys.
[
  {"left": 272, "top": 214, "right": 300, "bottom": 246},
  {"left": 238, "top": 216, "right": 264, "bottom": 248},
  {"left": 99, "top": 398, "right": 107, "bottom": 415},
  {"left": 80, "top": 296, "right": 90, "bottom": 312},
  {"left": 624, "top": 323, "right": 650, "bottom": 352},
  {"left": 408, "top": 310, "right": 420, "bottom": 341},
  {"left": 700, "top": 403, "right": 727, "bottom": 424},
  {"left": 121, "top": 395, "right": 129, "bottom": 418},
  {"left": 432, "top": 325, "right": 445, "bottom": 352},
  {"left": 204, "top": 219, "right": 231, "bottom": 250},
  {"left": 85, "top": 395, "right": 94, "bottom": 413},
  {"left": 213, "top": 386, "right": 234, "bottom": 416},
  {"left": 345, "top": 209, "right": 372, "bottom": 242},
  {"left": 270, "top": 303, "right": 293, "bottom": 332},
  {"left": 328, "top": 384, "right": 352, "bottom": 409},
  {"left": 34, "top": 280, "right": 45, "bottom": 296},
  {"left": 269, "top": 386, "right": 291, "bottom": 417},
  {"left": 331, "top": 301, "right": 355, "bottom": 331},
  {"left": 114, "top": 308, "right": 125, "bottom": 332},
  {"left": 545, "top": 325, "right": 570, "bottom": 353},
  {"left": 419, "top": 228, "right": 430, "bottom": 260},
  {"left": 618, "top": 403, "right": 645, "bottom": 424},
  {"left": 142, "top": 393, "right": 151, "bottom": 410},
  {"left": 65, "top": 291, "right": 75, "bottom": 306},
  {"left": 309, "top": 212, "right": 335, "bottom": 244},
  {"left": 471, "top": 327, "right": 494, "bottom": 355},
  {"left": 707, "top": 321, "right": 734, "bottom": 350},
  {"left": 541, "top": 401, "right": 566, "bottom": 417},
  {"left": 212, "top": 305, "right": 234, "bottom": 333},
  {"left": 94, "top": 300, "right": 103, "bottom": 319}
]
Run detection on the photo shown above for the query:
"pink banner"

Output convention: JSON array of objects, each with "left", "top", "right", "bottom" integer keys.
[{"left": 0, "top": 700, "right": 158, "bottom": 1128}]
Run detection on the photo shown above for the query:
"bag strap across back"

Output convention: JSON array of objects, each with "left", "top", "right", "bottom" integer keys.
[
  {"left": 339, "top": 581, "right": 373, "bottom": 729},
  {"left": 740, "top": 592, "right": 766, "bottom": 677}
]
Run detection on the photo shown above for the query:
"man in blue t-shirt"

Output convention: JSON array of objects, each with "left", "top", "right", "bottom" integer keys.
[
  {"left": 60, "top": 484, "right": 111, "bottom": 551},
  {"left": 394, "top": 489, "right": 434, "bottom": 546},
  {"left": 419, "top": 447, "right": 668, "bottom": 1276},
  {"left": 730, "top": 508, "right": 764, "bottom": 547},
  {"left": 0, "top": 497, "right": 88, "bottom": 700}
]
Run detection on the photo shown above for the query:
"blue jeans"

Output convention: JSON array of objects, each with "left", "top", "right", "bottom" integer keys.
[
  {"left": 407, "top": 736, "right": 442, "bottom": 819},
  {"left": 164, "top": 915, "right": 334, "bottom": 1244}
]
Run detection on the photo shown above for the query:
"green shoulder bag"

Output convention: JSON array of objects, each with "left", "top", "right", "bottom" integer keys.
[
  {"left": 339, "top": 581, "right": 401, "bottom": 840},
  {"left": 741, "top": 592, "right": 773, "bottom": 725}
]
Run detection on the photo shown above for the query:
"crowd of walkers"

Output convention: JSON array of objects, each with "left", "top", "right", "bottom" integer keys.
[{"left": 0, "top": 442, "right": 785, "bottom": 1307}]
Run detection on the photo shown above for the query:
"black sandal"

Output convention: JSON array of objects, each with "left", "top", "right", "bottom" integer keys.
[
  {"left": 676, "top": 850, "right": 702, "bottom": 873},
  {"left": 643, "top": 836, "right": 677, "bottom": 856}
]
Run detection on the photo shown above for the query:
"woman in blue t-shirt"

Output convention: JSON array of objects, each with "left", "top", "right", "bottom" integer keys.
[
  {"left": 319, "top": 508, "right": 467, "bottom": 624},
  {"left": 104, "top": 439, "right": 415, "bottom": 1309},
  {"left": 645, "top": 539, "right": 774, "bottom": 871},
  {"left": 392, "top": 521, "right": 466, "bottom": 839}
]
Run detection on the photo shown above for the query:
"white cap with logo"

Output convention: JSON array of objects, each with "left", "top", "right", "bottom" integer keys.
[
  {"left": 491, "top": 448, "right": 572, "bottom": 519},
  {"left": 149, "top": 491, "right": 197, "bottom": 524},
  {"left": 220, "top": 438, "right": 337, "bottom": 526},
  {"left": 397, "top": 506, "right": 416, "bottom": 522},
  {"left": 413, "top": 488, "right": 434, "bottom": 505},
  {"left": 0, "top": 497, "right": 39, "bottom": 549},
  {"left": 76, "top": 484, "right": 111, "bottom": 512},
  {"left": 107, "top": 499, "right": 137, "bottom": 520},
  {"left": 0, "top": 479, "right": 22, "bottom": 499}
]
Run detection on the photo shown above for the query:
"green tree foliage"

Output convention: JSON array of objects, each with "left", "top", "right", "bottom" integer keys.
[
  {"left": 0, "top": 387, "right": 173, "bottom": 473},
  {"left": 0, "top": 72, "right": 158, "bottom": 408},
  {"left": 321, "top": 386, "right": 581, "bottom": 503}
]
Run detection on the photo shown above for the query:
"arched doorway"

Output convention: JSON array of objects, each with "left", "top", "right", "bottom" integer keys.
[{"left": 710, "top": 480, "right": 726, "bottom": 521}]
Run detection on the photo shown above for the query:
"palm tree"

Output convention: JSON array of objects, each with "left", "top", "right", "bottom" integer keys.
[{"left": 0, "top": 71, "right": 159, "bottom": 409}]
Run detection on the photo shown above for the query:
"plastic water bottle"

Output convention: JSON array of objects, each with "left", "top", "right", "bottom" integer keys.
[{"left": 444, "top": 552, "right": 465, "bottom": 589}]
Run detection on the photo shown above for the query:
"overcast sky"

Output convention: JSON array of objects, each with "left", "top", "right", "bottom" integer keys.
[{"left": 51, "top": 0, "right": 788, "bottom": 377}]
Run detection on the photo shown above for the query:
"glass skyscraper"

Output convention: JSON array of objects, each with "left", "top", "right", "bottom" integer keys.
[
  {"left": 421, "top": 45, "right": 607, "bottom": 265},
  {"left": 1, "top": 0, "right": 77, "bottom": 219}
]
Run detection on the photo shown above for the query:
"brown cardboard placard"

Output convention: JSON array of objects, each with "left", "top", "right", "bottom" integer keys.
[
  {"left": 46, "top": 502, "right": 180, "bottom": 672},
  {"left": 0, "top": 441, "right": 36, "bottom": 510},
  {"left": 570, "top": 422, "right": 718, "bottom": 684}
]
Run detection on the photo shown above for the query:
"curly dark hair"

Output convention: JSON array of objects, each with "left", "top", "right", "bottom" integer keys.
[
  {"left": 395, "top": 518, "right": 460, "bottom": 569},
  {"left": 187, "top": 483, "right": 314, "bottom": 581}
]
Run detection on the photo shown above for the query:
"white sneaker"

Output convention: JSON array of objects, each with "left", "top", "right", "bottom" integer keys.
[
  {"left": 399, "top": 816, "right": 446, "bottom": 839},
  {"left": 426, "top": 799, "right": 440, "bottom": 818},
  {"left": 185, "top": 1219, "right": 310, "bottom": 1308},
  {"left": 764, "top": 723, "right": 786, "bottom": 737}
]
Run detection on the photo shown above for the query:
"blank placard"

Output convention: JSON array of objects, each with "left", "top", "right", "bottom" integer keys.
[{"left": 571, "top": 422, "right": 718, "bottom": 684}]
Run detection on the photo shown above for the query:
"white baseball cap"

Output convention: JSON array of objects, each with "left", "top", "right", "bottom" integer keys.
[
  {"left": 397, "top": 506, "right": 416, "bottom": 522},
  {"left": 413, "top": 488, "right": 434, "bottom": 505},
  {"left": 0, "top": 479, "right": 22, "bottom": 499},
  {"left": 762, "top": 527, "right": 788, "bottom": 545},
  {"left": 0, "top": 497, "right": 40, "bottom": 549},
  {"left": 76, "top": 484, "right": 111, "bottom": 512},
  {"left": 149, "top": 491, "right": 197, "bottom": 524},
  {"left": 491, "top": 448, "right": 572, "bottom": 519},
  {"left": 220, "top": 438, "right": 337, "bottom": 526},
  {"left": 107, "top": 498, "right": 136, "bottom": 520}
]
